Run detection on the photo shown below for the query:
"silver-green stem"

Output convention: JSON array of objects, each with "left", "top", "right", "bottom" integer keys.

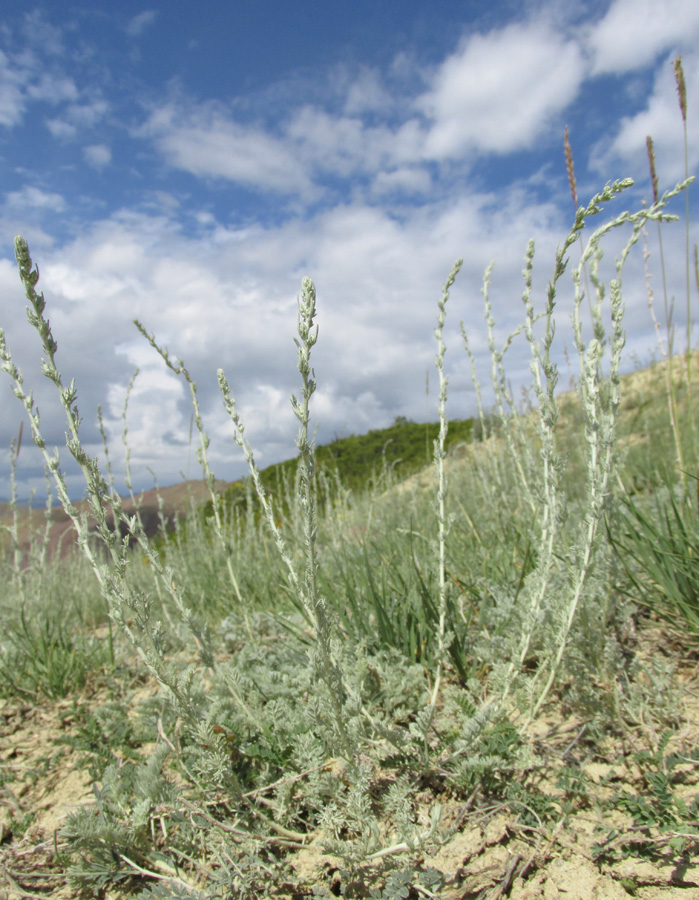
[
  {"left": 219, "top": 278, "right": 355, "bottom": 759},
  {"left": 135, "top": 322, "right": 248, "bottom": 624},
  {"left": 430, "top": 258, "right": 462, "bottom": 709},
  {"left": 2, "top": 237, "right": 211, "bottom": 722}
]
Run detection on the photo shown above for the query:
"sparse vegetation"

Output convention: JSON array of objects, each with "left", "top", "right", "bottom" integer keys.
[{"left": 0, "top": 56, "right": 698, "bottom": 900}]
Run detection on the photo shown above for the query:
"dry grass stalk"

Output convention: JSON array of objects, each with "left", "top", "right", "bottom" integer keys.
[
  {"left": 564, "top": 125, "right": 578, "bottom": 209},
  {"left": 674, "top": 55, "right": 687, "bottom": 124},
  {"left": 646, "top": 135, "right": 659, "bottom": 205}
]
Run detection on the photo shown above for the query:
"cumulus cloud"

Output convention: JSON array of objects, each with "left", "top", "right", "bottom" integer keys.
[
  {"left": 4, "top": 171, "right": 671, "bottom": 500},
  {"left": 84, "top": 144, "right": 112, "bottom": 168},
  {"left": 0, "top": 14, "right": 81, "bottom": 131},
  {"left": 285, "top": 106, "right": 407, "bottom": 180},
  {"left": 343, "top": 66, "right": 395, "bottom": 115},
  {"left": 371, "top": 167, "right": 432, "bottom": 197},
  {"left": 2, "top": 1, "right": 697, "bottom": 501},
  {"left": 140, "top": 20, "right": 591, "bottom": 201},
  {"left": 0, "top": 39, "right": 104, "bottom": 141},
  {"left": 417, "top": 22, "right": 585, "bottom": 158},
  {"left": 5, "top": 186, "right": 67, "bottom": 212},
  {"left": 26, "top": 74, "right": 78, "bottom": 105},
  {"left": 48, "top": 98, "right": 109, "bottom": 139},
  {"left": 591, "top": 52, "right": 699, "bottom": 182},
  {"left": 586, "top": 0, "right": 699, "bottom": 75},
  {"left": 45, "top": 118, "right": 76, "bottom": 138},
  {"left": 0, "top": 49, "right": 32, "bottom": 126},
  {"left": 142, "top": 104, "right": 314, "bottom": 194},
  {"left": 20, "top": 10, "right": 65, "bottom": 57},
  {"left": 0, "top": 12, "right": 107, "bottom": 143}
]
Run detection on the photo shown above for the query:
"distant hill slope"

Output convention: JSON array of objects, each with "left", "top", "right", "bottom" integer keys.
[
  {"left": 0, "top": 417, "right": 475, "bottom": 562},
  {"left": 212, "top": 417, "right": 477, "bottom": 514},
  {"left": 4, "top": 349, "right": 698, "bottom": 563},
  {"left": 0, "top": 479, "right": 229, "bottom": 564}
]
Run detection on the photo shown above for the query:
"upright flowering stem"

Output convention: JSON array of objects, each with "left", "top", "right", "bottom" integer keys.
[
  {"left": 291, "top": 278, "right": 354, "bottom": 758},
  {"left": 565, "top": 126, "right": 594, "bottom": 332},
  {"left": 430, "top": 258, "right": 462, "bottom": 709},
  {"left": 219, "top": 278, "right": 355, "bottom": 760},
  {"left": 646, "top": 134, "right": 685, "bottom": 486},
  {"left": 291, "top": 278, "right": 323, "bottom": 639},
  {"left": 674, "top": 55, "right": 694, "bottom": 465}
]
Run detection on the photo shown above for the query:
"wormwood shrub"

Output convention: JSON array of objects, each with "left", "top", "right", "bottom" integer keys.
[
  {"left": 605, "top": 56, "right": 699, "bottom": 645},
  {"left": 0, "top": 171, "right": 690, "bottom": 896}
]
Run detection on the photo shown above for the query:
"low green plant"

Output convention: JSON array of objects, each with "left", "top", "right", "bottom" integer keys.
[
  {"left": 60, "top": 698, "right": 146, "bottom": 781},
  {"left": 0, "top": 462, "right": 114, "bottom": 699},
  {"left": 594, "top": 731, "right": 699, "bottom": 861}
]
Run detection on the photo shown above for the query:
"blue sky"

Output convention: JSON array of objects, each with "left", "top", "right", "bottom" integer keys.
[{"left": 1, "top": 0, "right": 698, "bottom": 500}]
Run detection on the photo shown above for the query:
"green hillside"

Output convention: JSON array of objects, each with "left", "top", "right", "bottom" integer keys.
[{"left": 210, "top": 416, "right": 476, "bottom": 515}]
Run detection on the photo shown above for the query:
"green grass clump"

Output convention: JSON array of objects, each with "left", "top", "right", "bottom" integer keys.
[{"left": 610, "top": 474, "right": 699, "bottom": 637}]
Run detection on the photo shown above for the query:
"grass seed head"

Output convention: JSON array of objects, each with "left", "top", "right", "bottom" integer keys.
[
  {"left": 564, "top": 125, "right": 578, "bottom": 210},
  {"left": 646, "top": 135, "right": 659, "bottom": 205},
  {"left": 674, "top": 55, "right": 687, "bottom": 124}
]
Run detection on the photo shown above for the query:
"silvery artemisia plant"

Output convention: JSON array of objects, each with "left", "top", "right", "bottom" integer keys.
[
  {"left": 217, "top": 278, "right": 364, "bottom": 763},
  {"left": 1, "top": 250, "right": 440, "bottom": 887},
  {"left": 1, "top": 167, "right": 693, "bottom": 896},
  {"left": 473, "top": 177, "right": 693, "bottom": 723},
  {"left": 0, "top": 239, "right": 215, "bottom": 720}
]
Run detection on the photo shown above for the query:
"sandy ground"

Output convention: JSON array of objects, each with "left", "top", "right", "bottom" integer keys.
[{"left": 1, "top": 621, "right": 697, "bottom": 899}]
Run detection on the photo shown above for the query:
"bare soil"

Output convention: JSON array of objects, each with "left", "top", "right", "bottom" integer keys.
[{"left": 1, "top": 622, "right": 697, "bottom": 900}]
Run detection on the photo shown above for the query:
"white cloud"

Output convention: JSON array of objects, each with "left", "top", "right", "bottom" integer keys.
[
  {"left": 591, "top": 51, "right": 699, "bottom": 183},
  {"left": 140, "top": 22, "right": 591, "bottom": 196},
  {"left": 69, "top": 99, "right": 109, "bottom": 126},
  {"left": 586, "top": 0, "right": 699, "bottom": 75},
  {"left": 26, "top": 74, "right": 78, "bottom": 104},
  {"left": 104, "top": 362, "right": 188, "bottom": 475},
  {"left": 5, "top": 186, "right": 66, "bottom": 211},
  {"left": 0, "top": 49, "right": 28, "bottom": 126},
  {"left": 371, "top": 167, "right": 432, "bottom": 196},
  {"left": 84, "top": 144, "right": 111, "bottom": 168},
  {"left": 3, "top": 2, "right": 697, "bottom": 501},
  {"left": 46, "top": 99, "right": 109, "bottom": 139},
  {"left": 46, "top": 117, "right": 76, "bottom": 138},
  {"left": 418, "top": 22, "right": 585, "bottom": 158},
  {"left": 343, "top": 66, "right": 394, "bottom": 115},
  {"left": 142, "top": 22, "right": 587, "bottom": 192},
  {"left": 3, "top": 165, "right": 694, "bottom": 500},
  {"left": 20, "top": 10, "right": 65, "bottom": 57},
  {"left": 285, "top": 106, "right": 398, "bottom": 178},
  {"left": 126, "top": 10, "right": 158, "bottom": 38},
  {"left": 142, "top": 104, "right": 314, "bottom": 194},
  {"left": 0, "top": 14, "right": 75, "bottom": 131}
]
